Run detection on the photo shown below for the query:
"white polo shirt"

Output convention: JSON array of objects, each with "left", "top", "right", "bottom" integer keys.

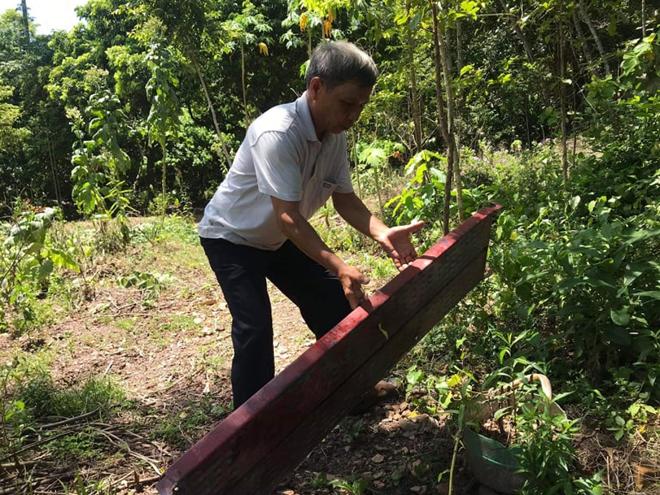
[{"left": 198, "top": 92, "right": 354, "bottom": 250}]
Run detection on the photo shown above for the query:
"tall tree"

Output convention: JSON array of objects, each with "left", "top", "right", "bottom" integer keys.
[
  {"left": 20, "top": 0, "right": 29, "bottom": 44},
  {"left": 222, "top": 1, "right": 272, "bottom": 128},
  {"left": 146, "top": 0, "right": 233, "bottom": 167},
  {"left": 145, "top": 42, "right": 181, "bottom": 208},
  {"left": 429, "top": 0, "right": 453, "bottom": 234},
  {"left": 558, "top": 1, "right": 569, "bottom": 182},
  {"left": 404, "top": 0, "right": 423, "bottom": 152},
  {"left": 577, "top": 0, "right": 611, "bottom": 75}
]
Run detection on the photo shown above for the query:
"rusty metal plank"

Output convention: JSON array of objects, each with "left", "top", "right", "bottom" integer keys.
[{"left": 157, "top": 205, "right": 502, "bottom": 495}]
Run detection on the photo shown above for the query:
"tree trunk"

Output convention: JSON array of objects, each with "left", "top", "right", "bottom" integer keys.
[
  {"left": 406, "top": 1, "right": 423, "bottom": 152},
  {"left": 455, "top": 20, "right": 469, "bottom": 211},
  {"left": 430, "top": 1, "right": 453, "bottom": 235},
  {"left": 307, "top": 27, "right": 312, "bottom": 58},
  {"left": 455, "top": 20, "right": 464, "bottom": 76},
  {"left": 241, "top": 44, "right": 249, "bottom": 129},
  {"left": 578, "top": 0, "right": 611, "bottom": 75},
  {"left": 641, "top": 0, "right": 646, "bottom": 38},
  {"left": 161, "top": 143, "right": 167, "bottom": 214},
  {"left": 191, "top": 55, "right": 232, "bottom": 169},
  {"left": 572, "top": 10, "right": 594, "bottom": 70},
  {"left": 352, "top": 133, "right": 362, "bottom": 198},
  {"left": 436, "top": 5, "right": 464, "bottom": 221},
  {"left": 193, "top": 57, "right": 220, "bottom": 137},
  {"left": 20, "top": 0, "right": 29, "bottom": 44},
  {"left": 497, "top": 0, "right": 534, "bottom": 62},
  {"left": 46, "top": 135, "right": 62, "bottom": 207},
  {"left": 559, "top": 6, "right": 569, "bottom": 183}
]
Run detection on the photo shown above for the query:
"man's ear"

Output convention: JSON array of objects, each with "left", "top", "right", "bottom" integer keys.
[{"left": 308, "top": 76, "right": 323, "bottom": 99}]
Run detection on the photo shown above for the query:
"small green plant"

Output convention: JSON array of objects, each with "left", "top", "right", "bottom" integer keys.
[
  {"left": 18, "top": 372, "right": 125, "bottom": 420},
  {"left": 330, "top": 476, "right": 370, "bottom": 495},
  {"left": 146, "top": 42, "right": 182, "bottom": 214},
  {"left": 354, "top": 139, "right": 405, "bottom": 212},
  {"left": 515, "top": 397, "right": 603, "bottom": 495},
  {"left": 383, "top": 149, "right": 480, "bottom": 247},
  {"left": 310, "top": 472, "right": 332, "bottom": 489},
  {"left": 47, "top": 428, "right": 105, "bottom": 461},
  {"left": 62, "top": 473, "right": 114, "bottom": 495},
  {"left": 69, "top": 92, "right": 131, "bottom": 220},
  {"left": 68, "top": 92, "right": 132, "bottom": 253},
  {"left": 117, "top": 270, "right": 172, "bottom": 306},
  {"left": 1, "top": 204, "right": 78, "bottom": 334},
  {"left": 132, "top": 214, "right": 199, "bottom": 246}
]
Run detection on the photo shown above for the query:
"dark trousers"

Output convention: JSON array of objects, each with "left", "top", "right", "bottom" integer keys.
[{"left": 200, "top": 237, "right": 352, "bottom": 408}]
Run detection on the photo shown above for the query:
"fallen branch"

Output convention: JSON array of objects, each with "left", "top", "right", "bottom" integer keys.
[
  {"left": 39, "top": 408, "right": 100, "bottom": 430},
  {"left": 0, "top": 430, "right": 74, "bottom": 464},
  {"left": 94, "top": 428, "right": 161, "bottom": 476}
]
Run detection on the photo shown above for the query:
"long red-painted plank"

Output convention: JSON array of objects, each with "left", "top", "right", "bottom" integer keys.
[
  {"left": 157, "top": 205, "right": 502, "bottom": 495},
  {"left": 236, "top": 250, "right": 488, "bottom": 493}
]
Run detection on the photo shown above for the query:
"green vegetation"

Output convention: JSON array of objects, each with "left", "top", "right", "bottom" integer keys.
[
  {"left": 0, "top": 0, "right": 657, "bottom": 493},
  {"left": 1, "top": 351, "right": 127, "bottom": 464}
]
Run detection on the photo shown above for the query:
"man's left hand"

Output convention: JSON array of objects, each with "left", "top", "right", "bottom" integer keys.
[{"left": 376, "top": 221, "right": 425, "bottom": 270}]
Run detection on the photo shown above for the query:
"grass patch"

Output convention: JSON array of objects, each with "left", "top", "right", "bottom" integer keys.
[
  {"left": 114, "top": 317, "right": 136, "bottom": 332},
  {"left": 17, "top": 373, "right": 126, "bottom": 420},
  {"left": 3, "top": 352, "right": 125, "bottom": 422},
  {"left": 132, "top": 215, "right": 199, "bottom": 246},
  {"left": 1, "top": 352, "right": 128, "bottom": 467},
  {"left": 160, "top": 314, "right": 200, "bottom": 334},
  {"left": 153, "top": 395, "right": 230, "bottom": 449},
  {"left": 366, "top": 255, "right": 399, "bottom": 281},
  {"left": 46, "top": 427, "right": 106, "bottom": 461}
]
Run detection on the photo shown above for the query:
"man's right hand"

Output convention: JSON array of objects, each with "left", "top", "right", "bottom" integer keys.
[{"left": 338, "top": 264, "right": 370, "bottom": 309}]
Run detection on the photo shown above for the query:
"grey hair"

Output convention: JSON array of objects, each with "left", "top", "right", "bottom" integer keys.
[{"left": 305, "top": 41, "right": 378, "bottom": 89}]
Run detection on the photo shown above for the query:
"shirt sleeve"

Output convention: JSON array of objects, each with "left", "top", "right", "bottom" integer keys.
[
  {"left": 251, "top": 131, "right": 303, "bottom": 201},
  {"left": 334, "top": 134, "right": 354, "bottom": 194}
]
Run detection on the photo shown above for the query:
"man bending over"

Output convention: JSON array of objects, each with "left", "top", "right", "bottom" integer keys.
[{"left": 198, "top": 41, "right": 424, "bottom": 408}]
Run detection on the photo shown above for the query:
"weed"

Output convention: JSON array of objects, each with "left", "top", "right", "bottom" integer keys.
[
  {"left": 46, "top": 428, "right": 105, "bottom": 461},
  {"left": 342, "top": 417, "right": 366, "bottom": 443},
  {"left": 18, "top": 373, "right": 125, "bottom": 420},
  {"left": 310, "top": 472, "right": 332, "bottom": 489},
  {"left": 61, "top": 473, "right": 114, "bottom": 495},
  {"left": 117, "top": 270, "right": 172, "bottom": 305},
  {"left": 114, "top": 317, "right": 137, "bottom": 332},
  {"left": 359, "top": 253, "right": 397, "bottom": 281},
  {"left": 0, "top": 205, "right": 77, "bottom": 335},
  {"left": 153, "top": 395, "right": 229, "bottom": 448},
  {"left": 1, "top": 351, "right": 127, "bottom": 475},
  {"left": 330, "top": 476, "right": 370, "bottom": 495},
  {"left": 133, "top": 215, "right": 199, "bottom": 246}
]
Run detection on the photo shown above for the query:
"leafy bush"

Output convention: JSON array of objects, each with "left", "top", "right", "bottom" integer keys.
[
  {"left": 491, "top": 195, "right": 659, "bottom": 389},
  {"left": 0, "top": 204, "right": 78, "bottom": 334}
]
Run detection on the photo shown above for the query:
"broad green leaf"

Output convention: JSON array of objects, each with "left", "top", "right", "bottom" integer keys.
[
  {"left": 447, "top": 374, "right": 462, "bottom": 388},
  {"left": 459, "top": 64, "right": 474, "bottom": 76},
  {"left": 610, "top": 307, "right": 631, "bottom": 326},
  {"left": 634, "top": 291, "right": 660, "bottom": 300}
]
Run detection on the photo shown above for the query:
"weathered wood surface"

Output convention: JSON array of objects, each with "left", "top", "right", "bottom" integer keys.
[{"left": 157, "top": 204, "right": 502, "bottom": 495}]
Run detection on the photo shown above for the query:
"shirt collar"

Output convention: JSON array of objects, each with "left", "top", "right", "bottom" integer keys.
[{"left": 296, "top": 91, "right": 321, "bottom": 143}]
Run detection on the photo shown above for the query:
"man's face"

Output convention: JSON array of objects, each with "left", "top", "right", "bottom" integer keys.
[{"left": 308, "top": 77, "right": 372, "bottom": 138}]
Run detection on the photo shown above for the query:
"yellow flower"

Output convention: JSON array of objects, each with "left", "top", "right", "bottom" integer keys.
[
  {"left": 322, "top": 19, "right": 332, "bottom": 37},
  {"left": 299, "top": 12, "right": 308, "bottom": 31},
  {"left": 258, "top": 42, "right": 269, "bottom": 56}
]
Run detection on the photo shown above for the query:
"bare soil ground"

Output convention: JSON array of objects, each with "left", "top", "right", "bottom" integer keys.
[{"left": 0, "top": 218, "right": 479, "bottom": 495}]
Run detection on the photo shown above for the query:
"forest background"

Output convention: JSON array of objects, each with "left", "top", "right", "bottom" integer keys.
[{"left": 0, "top": 0, "right": 658, "bottom": 494}]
